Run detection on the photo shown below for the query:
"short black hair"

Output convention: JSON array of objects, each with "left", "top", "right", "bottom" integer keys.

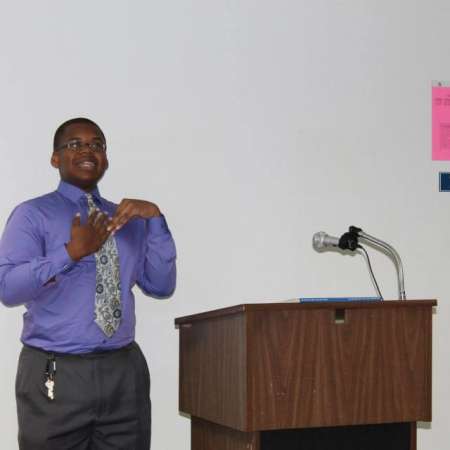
[{"left": 53, "top": 117, "right": 106, "bottom": 151}]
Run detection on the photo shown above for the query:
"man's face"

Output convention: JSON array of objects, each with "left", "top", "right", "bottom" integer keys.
[{"left": 51, "top": 123, "right": 109, "bottom": 191}]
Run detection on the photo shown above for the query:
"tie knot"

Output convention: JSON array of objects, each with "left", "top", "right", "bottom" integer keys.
[{"left": 85, "top": 193, "right": 96, "bottom": 212}]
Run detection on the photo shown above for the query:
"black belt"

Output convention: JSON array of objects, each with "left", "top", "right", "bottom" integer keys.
[{"left": 22, "top": 341, "right": 136, "bottom": 359}]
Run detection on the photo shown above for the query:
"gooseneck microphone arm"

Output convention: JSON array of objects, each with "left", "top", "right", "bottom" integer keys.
[{"left": 355, "top": 229, "right": 406, "bottom": 300}]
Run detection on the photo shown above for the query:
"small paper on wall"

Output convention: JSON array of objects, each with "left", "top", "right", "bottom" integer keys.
[{"left": 432, "top": 81, "right": 450, "bottom": 160}]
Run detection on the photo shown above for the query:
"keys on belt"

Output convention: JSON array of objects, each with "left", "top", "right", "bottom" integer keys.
[{"left": 45, "top": 354, "right": 56, "bottom": 400}]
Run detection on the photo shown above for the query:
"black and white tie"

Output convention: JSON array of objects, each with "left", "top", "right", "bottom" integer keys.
[{"left": 86, "top": 193, "right": 122, "bottom": 337}]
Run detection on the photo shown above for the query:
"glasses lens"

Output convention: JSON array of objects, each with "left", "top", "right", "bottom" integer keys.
[
  {"left": 68, "top": 142, "right": 83, "bottom": 151},
  {"left": 90, "top": 142, "right": 106, "bottom": 152},
  {"left": 89, "top": 143, "right": 99, "bottom": 152}
]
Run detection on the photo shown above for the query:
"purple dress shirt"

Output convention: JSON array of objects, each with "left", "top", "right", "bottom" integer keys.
[{"left": 0, "top": 181, "right": 176, "bottom": 353}]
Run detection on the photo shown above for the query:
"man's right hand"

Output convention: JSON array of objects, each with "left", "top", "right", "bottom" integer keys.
[{"left": 66, "top": 211, "right": 111, "bottom": 261}]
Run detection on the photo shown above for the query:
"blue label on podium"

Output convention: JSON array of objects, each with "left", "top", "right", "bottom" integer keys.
[{"left": 298, "top": 297, "right": 382, "bottom": 303}]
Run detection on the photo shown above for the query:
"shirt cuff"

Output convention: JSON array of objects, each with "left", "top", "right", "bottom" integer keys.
[
  {"left": 47, "top": 244, "right": 76, "bottom": 275},
  {"left": 146, "top": 215, "right": 169, "bottom": 236}
]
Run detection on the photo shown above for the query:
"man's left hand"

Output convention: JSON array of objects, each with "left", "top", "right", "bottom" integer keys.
[{"left": 108, "top": 199, "right": 161, "bottom": 233}]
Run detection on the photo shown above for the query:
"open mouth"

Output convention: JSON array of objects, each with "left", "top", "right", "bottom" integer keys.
[{"left": 75, "top": 160, "right": 97, "bottom": 171}]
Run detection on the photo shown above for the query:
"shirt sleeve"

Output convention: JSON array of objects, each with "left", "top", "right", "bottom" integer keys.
[
  {"left": 136, "top": 215, "right": 177, "bottom": 298},
  {"left": 0, "top": 203, "right": 74, "bottom": 307}
]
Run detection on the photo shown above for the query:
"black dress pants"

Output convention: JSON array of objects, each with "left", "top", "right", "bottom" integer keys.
[{"left": 16, "top": 342, "right": 151, "bottom": 450}]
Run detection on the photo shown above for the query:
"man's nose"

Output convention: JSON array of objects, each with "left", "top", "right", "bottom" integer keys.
[{"left": 78, "top": 143, "right": 96, "bottom": 153}]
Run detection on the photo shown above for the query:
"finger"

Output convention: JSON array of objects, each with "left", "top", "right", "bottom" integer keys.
[
  {"left": 97, "top": 209, "right": 111, "bottom": 221},
  {"left": 95, "top": 209, "right": 108, "bottom": 222},
  {"left": 115, "top": 199, "right": 130, "bottom": 216},
  {"left": 118, "top": 213, "right": 131, "bottom": 228},
  {"left": 111, "top": 201, "right": 126, "bottom": 223},
  {"left": 100, "top": 221, "right": 113, "bottom": 241},
  {"left": 92, "top": 209, "right": 108, "bottom": 226},
  {"left": 72, "top": 213, "right": 81, "bottom": 227},
  {"left": 108, "top": 213, "right": 129, "bottom": 232},
  {"left": 116, "top": 200, "right": 135, "bottom": 218},
  {"left": 100, "top": 211, "right": 113, "bottom": 229},
  {"left": 96, "top": 229, "right": 109, "bottom": 245},
  {"left": 102, "top": 228, "right": 112, "bottom": 242},
  {"left": 94, "top": 214, "right": 110, "bottom": 234},
  {"left": 107, "top": 215, "right": 120, "bottom": 231},
  {"left": 109, "top": 204, "right": 135, "bottom": 231},
  {"left": 87, "top": 210, "right": 100, "bottom": 226},
  {"left": 107, "top": 217, "right": 118, "bottom": 231},
  {"left": 107, "top": 203, "right": 124, "bottom": 231},
  {"left": 95, "top": 211, "right": 108, "bottom": 226}
]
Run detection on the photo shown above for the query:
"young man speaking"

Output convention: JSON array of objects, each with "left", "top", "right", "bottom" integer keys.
[{"left": 0, "top": 118, "right": 176, "bottom": 449}]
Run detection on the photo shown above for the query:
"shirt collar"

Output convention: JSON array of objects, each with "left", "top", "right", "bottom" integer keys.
[{"left": 57, "top": 180, "right": 103, "bottom": 205}]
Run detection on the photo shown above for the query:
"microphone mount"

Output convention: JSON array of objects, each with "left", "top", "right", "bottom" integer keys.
[{"left": 338, "top": 228, "right": 360, "bottom": 251}]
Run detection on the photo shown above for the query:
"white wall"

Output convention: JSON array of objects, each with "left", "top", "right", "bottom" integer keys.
[{"left": 0, "top": 1, "right": 448, "bottom": 448}]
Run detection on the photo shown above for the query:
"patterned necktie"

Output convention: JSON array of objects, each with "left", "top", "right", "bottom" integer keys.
[{"left": 86, "top": 193, "right": 122, "bottom": 337}]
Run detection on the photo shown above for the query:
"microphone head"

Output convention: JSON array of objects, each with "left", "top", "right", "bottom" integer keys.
[
  {"left": 313, "top": 231, "right": 330, "bottom": 251},
  {"left": 313, "top": 231, "right": 325, "bottom": 250},
  {"left": 313, "top": 231, "right": 340, "bottom": 251}
]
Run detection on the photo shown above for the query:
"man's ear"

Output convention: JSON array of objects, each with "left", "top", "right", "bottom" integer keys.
[{"left": 50, "top": 152, "right": 60, "bottom": 169}]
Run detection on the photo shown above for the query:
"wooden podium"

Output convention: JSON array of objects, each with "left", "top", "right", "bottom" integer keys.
[{"left": 175, "top": 300, "right": 436, "bottom": 450}]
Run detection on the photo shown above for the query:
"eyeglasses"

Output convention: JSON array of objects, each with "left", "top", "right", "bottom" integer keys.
[{"left": 56, "top": 140, "right": 107, "bottom": 153}]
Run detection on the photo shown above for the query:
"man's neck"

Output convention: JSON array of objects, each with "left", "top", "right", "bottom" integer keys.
[{"left": 62, "top": 179, "right": 98, "bottom": 193}]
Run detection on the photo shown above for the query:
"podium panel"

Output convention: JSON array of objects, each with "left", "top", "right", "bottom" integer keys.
[{"left": 247, "top": 305, "right": 432, "bottom": 429}]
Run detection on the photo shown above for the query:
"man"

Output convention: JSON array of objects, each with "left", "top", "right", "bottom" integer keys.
[{"left": 0, "top": 117, "right": 176, "bottom": 449}]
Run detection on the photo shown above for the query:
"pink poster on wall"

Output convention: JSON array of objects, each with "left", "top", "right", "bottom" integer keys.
[{"left": 432, "top": 83, "right": 450, "bottom": 160}]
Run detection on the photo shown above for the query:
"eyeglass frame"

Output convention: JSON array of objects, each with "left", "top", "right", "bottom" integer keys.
[{"left": 55, "top": 140, "right": 107, "bottom": 153}]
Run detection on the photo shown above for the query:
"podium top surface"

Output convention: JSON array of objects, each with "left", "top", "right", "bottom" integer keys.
[{"left": 174, "top": 299, "right": 437, "bottom": 325}]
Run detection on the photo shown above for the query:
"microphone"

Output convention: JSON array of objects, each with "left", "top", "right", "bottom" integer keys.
[
  {"left": 312, "top": 231, "right": 359, "bottom": 251},
  {"left": 312, "top": 226, "right": 407, "bottom": 300},
  {"left": 312, "top": 232, "right": 340, "bottom": 250}
]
